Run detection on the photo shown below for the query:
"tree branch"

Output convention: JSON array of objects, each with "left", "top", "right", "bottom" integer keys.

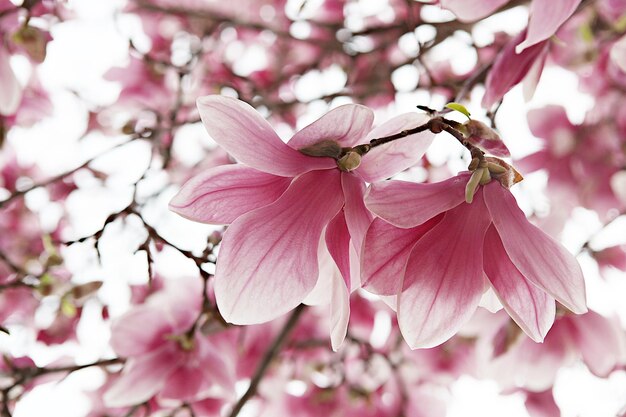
[{"left": 228, "top": 304, "right": 306, "bottom": 417}]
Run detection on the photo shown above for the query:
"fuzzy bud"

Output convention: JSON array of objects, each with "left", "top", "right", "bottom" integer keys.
[{"left": 337, "top": 151, "right": 362, "bottom": 172}]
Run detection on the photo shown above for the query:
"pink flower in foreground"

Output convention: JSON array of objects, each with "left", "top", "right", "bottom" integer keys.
[
  {"left": 104, "top": 277, "right": 235, "bottom": 407},
  {"left": 170, "top": 95, "right": 434, "bottom": 348},
  {"left": 362, "top": 172, "right": 587, "bottom": 348}
]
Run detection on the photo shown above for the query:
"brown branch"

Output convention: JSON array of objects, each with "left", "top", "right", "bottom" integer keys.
[
  {"left": 0, "top": 137, "right": 142, "bottom": 210},
  {"left": 228, "top": 304, "right": 306, "bottom": 417}
]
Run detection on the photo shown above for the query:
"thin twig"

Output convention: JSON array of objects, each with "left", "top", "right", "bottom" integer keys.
[{"left": 228, "top": 304, "right": 306, "bottom": 417}]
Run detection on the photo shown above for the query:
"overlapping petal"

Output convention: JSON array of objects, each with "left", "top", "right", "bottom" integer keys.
[
  {"left": 398, "top": 194, "right": 492, "bottom": 348},
  {"left": 169, "top": 165, "right": 292, "bottom": 224},
  {"left": 483, "top": 182, "right": 587, "bottom": 313},
  {"left": 341, "top": 172, "right": 373, "bottom": 254},
  {"left": 325, "top": 211, "right": 352, "bottom": 284},
  {"left": 288, "top": 104, "right": 374, "bottom": 149},
  {"left": 197, "top": 95, "right": 335, "bottom": 176},
  {"left": 365, "top": 174, "right": 468, "bottom": 228},
  {"left": 361, "top": 215, "right": 442, "bottom": 296},
  {"left": 482, "top": 31, "right": 549, "bottom": 108},
  {"left": 483, "top": 225, "right": 555, "bottom": 342},
  {"left": 214, "top": 169, "right": 344, "bottom": 324},
  {"left": 357, "top": 113, "right": 435, "bottom": 183},
  {"left": 329, "top": 268, "right": 351, "bottom": 351}
]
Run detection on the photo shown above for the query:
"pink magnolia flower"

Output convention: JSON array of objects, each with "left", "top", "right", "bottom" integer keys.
[
  {"left": 169, "top": 95, "right": 434, "bottom": 348},
  {"left": 518, "top": 105, "right": 623, "bottom": 218},
  {"left": 104, "top": 277, "right": 235, "bottom": 407},
  {"left": 362, "top": 172, "right": 587, "bottom": 349}
]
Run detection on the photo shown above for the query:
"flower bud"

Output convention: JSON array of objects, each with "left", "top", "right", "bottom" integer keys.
[
  {"left": 299, "top": 139, "right": 342, "bottom": 159},
  {"left": 337, "top": 151, "right": 362, "bottom": 172},
  {"left": 12, "top": 26, "right": 48, "bottom": 63},
  {"left": 463, "top": 119, "right": 510, "bottom": 157}
]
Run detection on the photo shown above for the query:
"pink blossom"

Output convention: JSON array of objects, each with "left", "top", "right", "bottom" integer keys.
[
  {"left": 169, "top": 95, "right": 434, "bottom": 348},
  {"left": 362, "top": 173, "right": 586, "bottom": 348},
  {"left": 104, "top": 277, "right": 235, "bottom": 407}
]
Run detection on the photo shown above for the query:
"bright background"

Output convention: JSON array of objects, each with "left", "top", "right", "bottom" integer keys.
[{"left": 2, "top": 0, "right": 626, "bottom": 416}]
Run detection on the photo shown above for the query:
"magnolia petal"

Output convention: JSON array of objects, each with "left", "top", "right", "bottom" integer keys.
[
  {"left": 214, "top": 169, "right": 344, "bottom": 324},
  {"left": 356, "top": 113, "right": 435, "bottom": 182},
  {"left": 440, "top": 0, "right": 510, "bottom": 22},
  {"left": 325, "top": 210, "right": 352, "bottom": 286},
  {"left": 110, "top": 306, "right": 171, "bottom": 357},
  {"left": 365, "top": 174, "right": 469, "bottom": 228},
  {"left": 303, "top": 238, "right": 341, "bottom": 306},
  {"left": 288, "top": 104, "right": 374, "bottom": 149},
  {"left": 169, "top": 165, "right": 292, "bottom": 224},
  {"left": 357, "top": 112, "right": 435, "bottom": 183},
  {"left": 483, "top": 225, "right": 556, "bottom": 342},
  {"left": 398, "top": 194, "right": 492, "bottom": 348},
  {"left": 516, "top": 0, "right": 582, "bottom": 53},
  {"left": 341, "top": 172, "right": 373, "bottom": 254},
  {"left": 0, "top": 46, "right": 21, "bottom": 116},
  {"left": 569, "top": 311, "right": 623, "bottom": 377},
  {"left": 197, "top": 95, "right": 335, "bottom": 176},
  {"left": 483, "top": 182, "right": 587, "bottom": 313},
  {"left": 482, "top": 31, "right": 549, "bottom": 109},
  {"left": 361, "top": 215, "right": 442, "bottom": 296},
  {"left": 104, "top": 346, "right": 179, "bottom": 407},
  {"left": 330, "top": 267, "right": 351, "bottom": 351}
]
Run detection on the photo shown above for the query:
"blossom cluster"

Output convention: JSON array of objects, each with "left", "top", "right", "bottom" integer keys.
[{"left": 1, "top": 0, "right": 626, "bottom": 416}]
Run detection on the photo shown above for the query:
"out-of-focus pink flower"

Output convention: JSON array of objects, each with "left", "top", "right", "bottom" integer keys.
[
  {"left": 515, "top": 0, "right": 582, "bottom": 53},
  {"left": 441, "top": 0, "right": 580, "bottom": 53},
  {"left": 363, "top": 173, "right": 586, "bottom": 349},
  {"left": 611, "top": 35, "right": 626, "bottom": 74},
  {"left": 524, "top": 389, "right": 560, "bottom": 417},
  {"left": 593, "top": 245, "right": 626, "bottom": 273},
  {"left": 518, "top": 105, "right": 623, "bottom": 218},
  {"left": 104, "top": 277, "right": 235, "bottom": 407},
  {"left": 482, "top": 30, "right": 549, "bottom": 108},
  {"left": 169, "top": 95, "right": 434, "bottom": 349},
  {"left": 439, "top": 0, "right": 509, "bottom": 22},
  {"left": 482, "top": 310, "right": 626, "bottom": 391},
  {"left": 0, "top": 45, "right": 21, "bottom": 116}
]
